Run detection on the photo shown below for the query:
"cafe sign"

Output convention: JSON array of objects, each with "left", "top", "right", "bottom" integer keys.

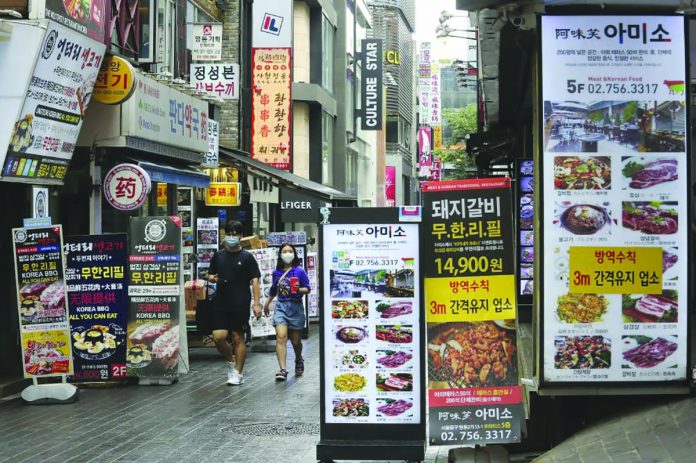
[{"left": 103, "top": 164, "right": 152, "bottom": 211}]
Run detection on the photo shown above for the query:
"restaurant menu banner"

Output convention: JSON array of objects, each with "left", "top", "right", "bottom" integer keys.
[
  {"left": 322, "top": 223, "right": 421, "bottom": 424},
  {"left": 2, "top": 21, "right": 105, "bottom": 182},
  {"left": 518, "top": 160, "right": 534, "bottom": 302},
  {"left": 12, "top": 225, "right": 73, "bottom": 377},
  {"left": 251, "top": 48, "right": 292, "bottom": 170},
  {"left": 127, "top": 217, "right": 182, "bottom": 378},
  {"left": 540, "top": 16, "right": 689, "bottom": 383},
  {"left": 249, "top": 248, "right": 278, "bottom": 338},
  {"left": 422, "top": 179, "right": 522, "bottom": 446},
  {"left": 306, "top": 252, "right": 319, "bottom": 318},
  {"left": 65, "top": 234, "right": 128, "bottom": 381},
  {"left": 177, "top": 188, "right": 194, "bottom": 282},
  {"left": 196, "top": 217, "right": 218, "bottom": 280}
]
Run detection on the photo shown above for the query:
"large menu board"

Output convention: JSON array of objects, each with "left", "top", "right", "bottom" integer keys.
[
  {"left": 12, "top": 225, "right": 73, "bottom": 377},
  {"left": 322, "top": 222, "right": 421, "bottom": 425},
  {"left": 540, "top": 16, "right": 689, "bottom": 383}
]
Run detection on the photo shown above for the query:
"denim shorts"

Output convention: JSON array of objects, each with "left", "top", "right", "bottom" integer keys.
[{"left": 273, "top": 300, "right": 305, "bottom": 330}]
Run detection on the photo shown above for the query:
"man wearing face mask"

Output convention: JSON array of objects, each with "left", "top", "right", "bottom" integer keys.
[{"left": 208, "top": 220, "right": 261, "bottom": 385}]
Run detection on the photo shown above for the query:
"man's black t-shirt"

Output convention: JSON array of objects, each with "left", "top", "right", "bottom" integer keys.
[{"left": 209, "top": 248, "right": 261, "bottom": 313}]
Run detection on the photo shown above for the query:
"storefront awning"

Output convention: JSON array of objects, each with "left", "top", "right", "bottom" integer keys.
[
  {"left": 220, "top": 148, "right": 356, "bottom": 204},
  {"left": 136, "top": 161, "right": 210, "bottom": 188}
]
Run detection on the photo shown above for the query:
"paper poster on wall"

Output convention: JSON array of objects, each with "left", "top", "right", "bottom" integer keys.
[
  {"left": 540, "top": 15, "right": 689, "bottom": 384},
  {"left": 196, "top": 217, "right": 218, "bottom": 281}
]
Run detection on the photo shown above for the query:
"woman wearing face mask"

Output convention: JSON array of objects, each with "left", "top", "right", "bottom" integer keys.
[{"left": 264, "top": 243, "right": 311, "bottom": 381}]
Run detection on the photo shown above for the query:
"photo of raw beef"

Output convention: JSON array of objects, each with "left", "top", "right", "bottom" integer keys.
[
  {"left": 20, "top": 282, "right": 48, "bottom": 297},
  {"left": 663, "top": 251, "right": 678, "bottom": 273},
  {"left": 624, "top": 158, "right": 678, "bottom": 189},
  {"left": 622, "top": 202, "right": 678, "bottom": 235},
  {"left": 623, "top": 336, "right": 678, "bottom": 368}
]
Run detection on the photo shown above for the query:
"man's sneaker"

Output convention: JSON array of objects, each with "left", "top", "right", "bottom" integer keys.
[
  {"left": 275, "top": 369, "right": 288, "bottom": 381},
  {"left": 295, "top": 357, "right": 304, "bottom": 377},
  {"left": 228, "top": 368, "right": 244, "bottom": 385},
  {"left": 227, "top": 363, "right": 235, "bottom": 383}
]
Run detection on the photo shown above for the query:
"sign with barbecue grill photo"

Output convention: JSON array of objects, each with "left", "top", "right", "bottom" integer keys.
[
  {"left": 540, "top": 15, "right": 690, "bottom": 384},
  {"left": 126, "top": 217, "right": 182, "bottom": 379},
  {"left": 12, "top": 225, "right": 74, "bottom": 378},
  {"left": 422, "top": 178, "right": 522, "bottom": 446}
]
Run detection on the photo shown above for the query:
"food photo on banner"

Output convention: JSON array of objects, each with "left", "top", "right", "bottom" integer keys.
[
  {"left": 317, "top": 208, "right": 425, "bottom": 462},
  {"left": 65, "top": 234, "right": 128, "bottom": 381},
  {"left": 127, "top": 217, "right": 182, "bottom": 380},
  {"left": 539, "top": 15, "right": 690, "bottom": 386},
  {"left": 12, "top": 225, "right": 73, "bottom": 378},
  {"left": 421, "top": 179, "right": 523, "bottom": 446}
]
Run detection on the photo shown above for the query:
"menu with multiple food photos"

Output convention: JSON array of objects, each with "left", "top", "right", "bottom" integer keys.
[
  {"left": 65, "top": 234, "right": 128, "bottom": 381},
  {"left": 540, "top": 16, "right": 689, "bottom": 383},
  {"left": 248, "top": 247, "right": 278, "bottom": 338},
  {"left": 322, "top": 223, "right": 421, "bottom": 424},
  {"left": 12, "top": 225, "right": 73, "bottom": 378},
  {"left": 518, "top": 160, "right": 534, "bottom": 302}
]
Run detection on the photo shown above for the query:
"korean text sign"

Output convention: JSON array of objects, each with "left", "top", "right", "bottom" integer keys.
[
  {"left": 251, "top": 48, "right": 292, "bottom": 170},
  {"left": 540, "top": 16, "right": 689, "bottom": 384},
  {"left": 2, "top": 22, "right": 105, "bottom": 182},
  {"left": 127, "top": 217, "right": 182, "bottom": 379},
  {"left": 190, "top": 63, "right": 239, "bottom": 100},
  {"left": 12, "top": 225, "right": 73, "bottom": 378},
  {"left": 422, "top": 178, "right": 522, "bottom": 446},
  {"left": 191, "top": 24, "right": 223, "bottom": 61},
  {"left": 65, "top": 234, "right": 128, "bottom": 381}
]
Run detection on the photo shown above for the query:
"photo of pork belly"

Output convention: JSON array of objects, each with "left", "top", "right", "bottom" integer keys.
[{"left": 623, "top": 291, "right": 678, "bottom": 323}]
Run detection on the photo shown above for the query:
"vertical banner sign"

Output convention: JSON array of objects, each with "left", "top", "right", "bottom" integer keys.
[
  {"left": 2, "top": 22, "right": 105, "bottom": 182},
  {"left": 196, "top": 217, "right": 219, "bottom": 280},
  {"left": 251, "top": 48, "right": 292, "bottom": 170},
  {"left": 306, "top": 252, "right": 319, "bottom": 318},
  {"left": 202, "top": 120, "right": 220, "bottom": 168},
  {"left": 12, "top": 225, "right": 73, "bottom": 377},
  {"left": 385, "top": 166, "right": 396, "bottom": 207},
  {"left": 418, "top": 42, "right": 432, "bottom": 124},
  {"left": 189, "top": 64, "right": 240, "bottom": 100},
  {"left": 429, "top": 158, "right": 442, "bottom": 182},
  {"left": 430, "top": 65, "right": 442, "bottom": 150},
  {"left": 127, "top": 217, "right": 182, "bottom": 379},
  {"left": 418, "top": 126, "right": 432, "bottom": 177},
  {"left": 517, "top": 160, "right": 534, "bottom": 304},
  {"left": 65, "top": 234, "right": 128, "bottom": 381},
  {"left": 361, "top": 39, "right": 383, "bottom": 131},
  {"left": 191, "top": 24, "right": 223, "bottom": 61},
  {"left": 175, "top": 0, "right": 187, "bottom": 78},
  {"left": 422, "top": 179, "right": 522, "bottom": 446},
  {"left": 540, "top": 16, "right": 689, "bottom": 384}
]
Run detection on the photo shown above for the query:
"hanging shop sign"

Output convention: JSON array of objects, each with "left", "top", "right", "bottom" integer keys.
[
  {"left": 318, "top": 208, "right": 425, "bottom": 461},
  {"left": 1, "top": 21, "right": 105, "bottom": 183},
  {"left": 433, "top": 125, "right": 442, "bottom": 150},
  {"left": 12, "top": 225, "right": 73, "bottom": 378},
  {"left": 252, "top": 0, "right": 293, "bottom": 48},
  {"left": 92, "top": 55, "right": 136, "bottom": 105},
  {"left": 428, "top": 158, "right": 442, "bottom": 182},
  {"left": 191, "top": 23, "right": 223, "bottom": 61},
  {"left": 122, "top": 72, "right": 209, "bottom": 153},
  {"left": 45, "top": 0, "right": 106, "bottom": 40},
  {"left": 422, "top": 178, "right": 522, "bottom": 446},
  {"left": 417, "top": 126, "right": 432, "bottom": 176},
  {"left": 280, "top": 188, "right": 321, "bottom": 222},
  {"left": 103, "top": 163, "right": 152, "bottom": 211},
  {"left": 360, "top": 38, "right": 383, "bottom": 131},
  {"left": 385, "top": 166, "right": 396, "bottom": 207},
  {"left": 430, "top": 65, "right": 441, "bottom": 131},
  {"left": 540, "top": 15, "right": 690, "bottom": 385},
  {"left": 196, "top": 217, "right": 219, "bottom": 280},
  {"left": 205, "top": 182, "right": 241, "bottom": 207},
  {"left": 190, "top": 63, "right": 239, "bottom": 100},
  {"left": 201, "top": 120, "right": 220, "bottom": 168},
  {"left": 65, "top": 234, "right": 128, "bottom": 381},
  {"left": 418, "top": 42, "right": 432, "bottom": 124},
  {"left": 127, "top": 217, "right": 182, "bottom": 379},
  {"left": 251, "top": 48, "right": 292, "bottom": 170},
  {"left": 517, "top": 159, "right": 534, "bottom": 306}
]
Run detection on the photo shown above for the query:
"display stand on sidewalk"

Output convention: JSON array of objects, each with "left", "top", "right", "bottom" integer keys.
[{"left": 22, "top": 376, "right": 79, "bottom": 404}]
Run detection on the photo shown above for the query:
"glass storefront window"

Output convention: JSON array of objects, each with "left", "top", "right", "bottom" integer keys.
[
  {"left": 322, "top": 14, "right": 334, "bottom": 91},
  {"left": 156, "top": 0, "right": 176, "bottom": 74}
]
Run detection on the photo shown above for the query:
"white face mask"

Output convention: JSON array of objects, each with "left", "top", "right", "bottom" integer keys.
[{"left": 281, "top": 252, "right": 294, "bottom": 264}]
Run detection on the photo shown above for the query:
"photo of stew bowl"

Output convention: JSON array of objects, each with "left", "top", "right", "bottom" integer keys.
[
  {"left": 558, "top": 203, "right": 611, "bottom": 235},
  {"left": 335, "top": 326, "right": 368, "bottom": 344}
]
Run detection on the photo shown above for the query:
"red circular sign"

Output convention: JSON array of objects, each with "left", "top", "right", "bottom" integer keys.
[{"left": 103, "top": 164, "right": 151, "bottom": 211}]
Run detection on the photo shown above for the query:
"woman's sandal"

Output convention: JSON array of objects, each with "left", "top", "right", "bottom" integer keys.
[{"left": 275, "top": 369, "right": 288, "bottom": 381}]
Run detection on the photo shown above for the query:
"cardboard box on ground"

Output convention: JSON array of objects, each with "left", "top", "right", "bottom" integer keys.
[
  {"left": 185, "top": 280, "right": 207, "bottom": 321},
  {"left": 240, "top": 235, "right": 264, "bottom": 249}
]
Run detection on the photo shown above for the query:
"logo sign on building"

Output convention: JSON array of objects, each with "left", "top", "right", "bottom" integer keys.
[
  {"left": 361, "top": 39, "right": 383, "bottom": 131},
  {"left": 280, "top": 189, "right": 321, "bottom": 222},
  {"left": 45, "top": 0, "right": 106, "bottom": 41},
  {"left": 191, "top": 23, "right": 223, "bottom": 61},
  {"left": 202, "top": 120, "right": 220, "bottom": 168},
  {"left": 251, "top": 48, "right": 292, "bottom": 170},
  {"left": 103, "top": 164, "right": 152, "bottom": 211},
  {"left": 189, "top": 63, "right": 239, "bottom": 100},
  {"left": 1, "top": 22, "right": 105, "bottom": 183},
  {"left": 252, "top": 0, "right": 292, "bottom": 48},
  {"left": 385, "top": 50, "right": 400, "bottom": 65},
  {"left": 540, "top": 15, "right": 690, "bottom": 386},
  {"left": 12, "top": 225, "right": 73, "bottom": 378},
  {"left": 65, "top": 234, "right": 129, "bottom": 381},
  {"left": 205, "top": 182, "right": 241, "bottom": 206},
  {"left": 93, "top": 55, "right": 136, "bottom": 105}
]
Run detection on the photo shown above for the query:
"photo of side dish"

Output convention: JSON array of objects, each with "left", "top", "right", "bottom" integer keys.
[
  {"left": 554, "top": 336, "right": 611, "bottom": 369},
  {"left": 557, "top": 293, "right": 609, "bottom": 324},
  {"left": 554, "top": 156, "right": 611, "bottom": 190},
  {"left": 334, "top": 373, "right": 367, "bottom": 392},
  {"left": 332, "top": 398, "right": 369, "bottom": 417},
  {"left": 331, "top": 300, "right": 369, "bottom": 319}
]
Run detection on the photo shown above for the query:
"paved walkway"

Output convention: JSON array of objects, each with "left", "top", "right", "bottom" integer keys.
[{"left": 0, "top": 326, "right": 451, "bottom": 463}]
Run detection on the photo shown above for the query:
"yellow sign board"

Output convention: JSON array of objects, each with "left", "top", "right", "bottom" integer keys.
[
  {"left": 205, "top": 182, "right": 241, "bottom": 206},
  {"left": 157, "top": 183, "right": 167, "bottom": 207},
  {"left": 433, "top": 126, "right": 442, "bottom": 149},
  {"left": 425, "top": 274, "right": 517, "bottom": 322},
  {"left": 569, "top": 246, "right": 662, "bottom": 294},
  {"left": 93, "top": 55, "right": 136, "bottom": 105}
]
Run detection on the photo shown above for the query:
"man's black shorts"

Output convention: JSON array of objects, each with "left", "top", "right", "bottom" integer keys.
[{"left": 210, "top": 309, "right": 249, "bottom": 333}]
